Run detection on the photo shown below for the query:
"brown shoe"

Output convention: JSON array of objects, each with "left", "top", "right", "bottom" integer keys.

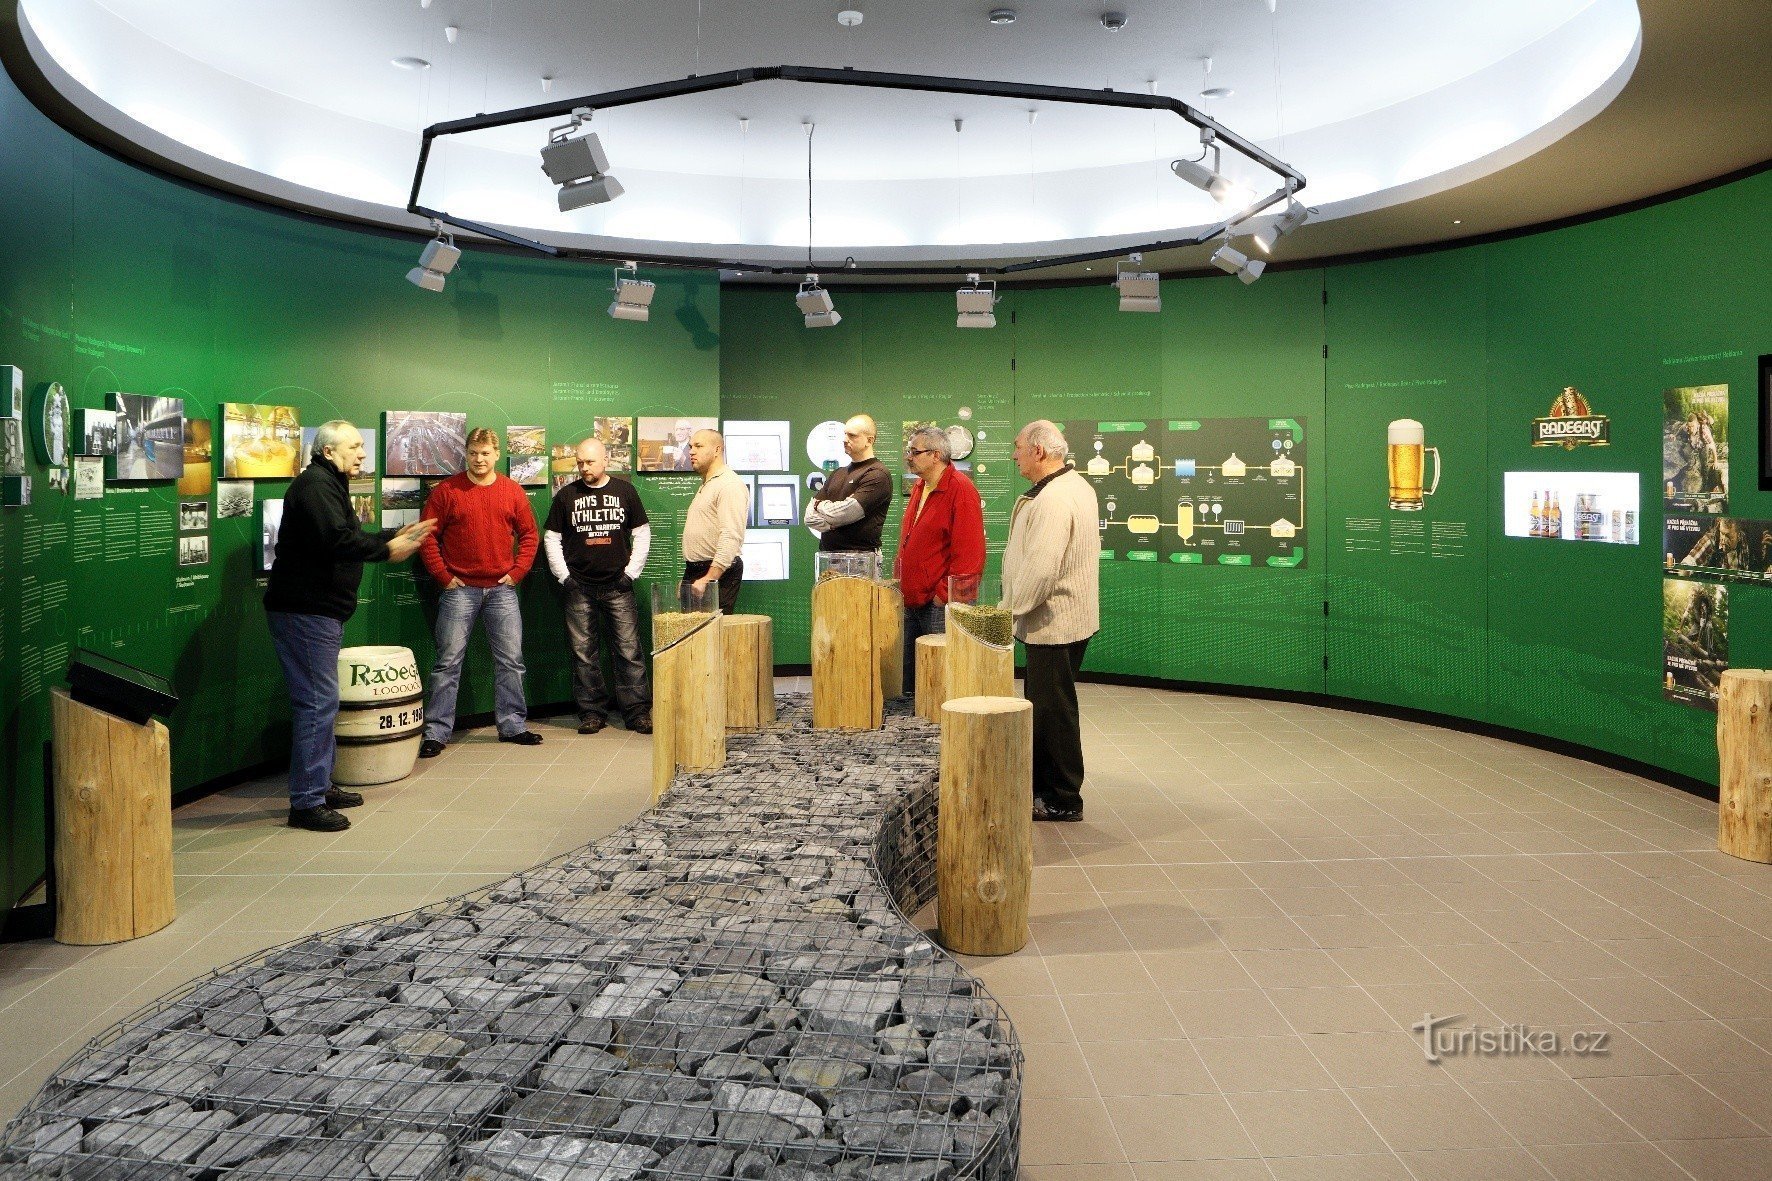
[{"left": 578, "top": 715, "right": 606, "bottom": 735}]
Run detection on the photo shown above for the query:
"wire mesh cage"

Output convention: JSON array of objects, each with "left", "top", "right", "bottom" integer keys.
[{"left": 0, "top": 695, "right": 1021, "bottom": 1180}]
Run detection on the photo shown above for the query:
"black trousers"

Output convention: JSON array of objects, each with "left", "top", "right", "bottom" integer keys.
[
  {"left": 1025, "top": 636, "right": 1091, "bottom": 812},
  {"left": 680, "top": 557, "right": 744, "bottom": 615}
]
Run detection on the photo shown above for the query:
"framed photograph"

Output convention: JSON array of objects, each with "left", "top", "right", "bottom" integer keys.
[
  {"left": 178, "top": 500, "right": 210, "bottom": 532},
  {"left": 549, "top": 444, "right": 579, "bottom": 493},
  {"left": 76, "top": 408, "right": 117, "bottom": 456},
  {"left": 110, "top": 393, "right": 186, "bottom": 481},
  {"left": 2, "top": 474, "right": 31, "bottom": 507},
  {"left": 1, "top": 365, "right": 22, "bottom": 419},
  {"left": 507, "top": 425, "right": 547, "bottom": 457},
  {"left": 594, "top": 417, "right": 634, "bottom": 472},
  {"left": 300, "top": 426, "right": 378, "bottom": 474},
  {"left": 259, "top": 499, "right": 284, "bottom": 572},
  {"left": 178, "top": 535, "right": 210, "bottom": 567},
  {"left": 383, "top": 411, "right": 467, "bottom": 476},
  {"left": 637, "top": 416, "right": 717, "bottom": 472},
  {"left": 0, "top": 419, "right": 23, "bottom": 477},
  {"left": 179, "top": 415, "right": 213, "bottom": 497},
  {"left": 725, "top": 420, "right": 791, "bottom": 472},
  {"left": 755, "top": 474, "right": 801, "bottom": 527},
  {"left": 32, "top": 382, "right": 71, "bottom": 467},
  {"left": 222, "top": 403, "right": 301, "bottom": 479},
  {"left": 508, "top": 454, "right": 548, "bottom": 486},
  {"left": 74, "top": 457, "right": 104, "bottom": 501},
  {"left": 216, "top": 480, "right": 254, "bottom": 519},
  {"left": 381, "top": 476, "right": 423, "bottom": 513}
]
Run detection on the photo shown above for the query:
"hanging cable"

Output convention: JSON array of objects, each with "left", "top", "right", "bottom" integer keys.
[{"left": 805, "top": 121, "right": 816, "bottom": 266}]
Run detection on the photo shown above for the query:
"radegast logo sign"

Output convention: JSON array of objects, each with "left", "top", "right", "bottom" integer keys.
[{"left": 1531, "top": 386, "right": 1610, "bottom": 449}]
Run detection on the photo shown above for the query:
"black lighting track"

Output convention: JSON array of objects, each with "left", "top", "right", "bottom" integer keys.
[{"left": 406, "top": 64, "right": 1306, "bottom": 277}]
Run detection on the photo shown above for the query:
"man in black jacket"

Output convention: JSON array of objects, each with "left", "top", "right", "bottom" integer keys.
[{"left": 266, "top": 420, "right": 432, "bottom": 831}]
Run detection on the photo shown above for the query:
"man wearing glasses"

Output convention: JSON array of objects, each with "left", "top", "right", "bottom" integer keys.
[{"left": 895, "top": 425, "right": 985, "bottom": 693}]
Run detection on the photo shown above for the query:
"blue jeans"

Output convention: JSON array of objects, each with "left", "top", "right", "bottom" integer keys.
[
  {"left": 902, "top": 600, "right": 947, "bottom": 696},
  {"left": 267, "top": 610, "right": 344, "bottom": 810},
  {"left": 564, "top": 581, "right": 650, "bottom": 722},
  {"left": 426, "top": 584, "right": 529, "bottom": 740}
]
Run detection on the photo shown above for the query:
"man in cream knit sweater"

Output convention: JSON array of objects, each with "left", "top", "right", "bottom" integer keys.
[{"left": 1003, "top": 420, "right": 1101, "bottom": 821}]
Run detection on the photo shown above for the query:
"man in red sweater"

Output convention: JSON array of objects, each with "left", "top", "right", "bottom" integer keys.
[
  {"left": 417, "top": 427, "right": 542, "bottom": 755},
  {"left": 896, "top": 424, "right": 986, "bottom": 693}
]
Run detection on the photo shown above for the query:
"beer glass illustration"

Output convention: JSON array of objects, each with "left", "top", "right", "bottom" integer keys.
[{"left": 1387, "top": 419, "right": 1441, "bottom": 511}]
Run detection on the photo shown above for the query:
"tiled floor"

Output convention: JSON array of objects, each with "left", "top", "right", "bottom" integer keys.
[{"left": 4, "top": 682, "right": 1770, "bottom": 1181}]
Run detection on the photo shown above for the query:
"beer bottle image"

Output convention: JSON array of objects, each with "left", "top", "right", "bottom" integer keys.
[
  {"left": 1529, "top": 491, "right": 1541, "bottom": 537},
  {"left": 1550, "top": 492, "right": 1562, "bottom": 538}
]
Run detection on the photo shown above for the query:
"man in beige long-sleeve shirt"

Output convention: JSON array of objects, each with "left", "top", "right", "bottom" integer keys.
[
  {"left": 681, "top": 429, "right": 749, "bottom": 613},
  {"left": 1003, "top": 420, "right": 1101, "bottom": 821}
]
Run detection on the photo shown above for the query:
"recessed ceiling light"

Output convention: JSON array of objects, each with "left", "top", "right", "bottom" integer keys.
[
  {"left": 837, "top": 10, "right": 863, "bottom": 27},
  {"left": 392, "top": 57, "right": 430, "bottom": 70},
  {"left": 989, "top": 8, "right": 1017, "bottom": 24},
  {"left": 1453, "top": 218, "right": 1463, "bottom": 225},
  {"left": 1201, "top": 87, "right": 1234, "bottom": 100}
]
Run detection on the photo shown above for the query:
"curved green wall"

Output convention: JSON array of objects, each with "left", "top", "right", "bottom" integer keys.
[{"left": 4, "top": 55, "right": 1769, "bottom": 908}]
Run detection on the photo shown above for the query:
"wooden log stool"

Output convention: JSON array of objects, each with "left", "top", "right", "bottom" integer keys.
[
  {"left": 651, "top": 613, "right": 725, "bottom": 801},
  {"left": 937, "top": 695, "right": 1032, "bottom": 956},
  {"left": 51, "top": 687, "right": 176, "bottom": 945},
  {"left": 946, "top": 608, "right": 1015, "bottom": 700},
  {"left": 812, "top": 575, "right": 886, "bottom": 729},
  {"left": 722, "top": 614, "right": 776, "bottom": 730},
  {"left": 875, "top": 583, "right": 905, "bottom": 703},
  {"left": 915, "top": 634, "right": 948, "bottom": 724},
  {"left": 1718, "top": 669, "right": 1772, "bottom": 863}
]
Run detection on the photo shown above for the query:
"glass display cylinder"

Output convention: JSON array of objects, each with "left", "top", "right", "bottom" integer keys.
[
  {"left": 947, "top": 575, "right": 1012, "bottom": 650},
  {"left": 651, "top": 581, "right": 717, "bottom": 654},
  {"left": 815, "top": 550, "right": 881, "bottom": 583}
]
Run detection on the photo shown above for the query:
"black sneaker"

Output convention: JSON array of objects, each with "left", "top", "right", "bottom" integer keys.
[
  {"left": 577, "top": 716, "right": 606, "bottom": 735},
  {"left": 499, "top": 730, "right": 544, "bottom": 746},
  {"left": 418, "top": 739, "right": 446, "bottom": 759},
  {"left": 324, "top": 787, "right": 364, "bottom": 809},
  {"left": 1033, "top": 798, "right": 1083, "bottom": 823},
  {"left": 627, "top": 714, "right": 653, "bottom": 735},
  {"left": 288, "top": 805, "right": 351, "bottom": 832}
]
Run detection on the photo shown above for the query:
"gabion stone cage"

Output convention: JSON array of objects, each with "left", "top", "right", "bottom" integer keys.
[{"left": 0, "top": 695, "right": 1021, "bottom": 1180}]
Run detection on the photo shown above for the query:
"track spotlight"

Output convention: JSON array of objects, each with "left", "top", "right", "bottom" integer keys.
[
  {"left": 607, "top": 262, "right": 654, "bottom": 322},
  {"left": 405, "top": 225, "right": 460, "bottom": 292},
  {"left": 956, "top": 274, "right": 998, "bottom": 328},
  {"left": 1252, "top": 200, "right": 1309, "bottom": 255},
  {"left": 542, "top": 109, "right": 624, "bottom": 211},
  {"left": 1210, "top": 242, "right": 1266, "bottom": 284},
  {"left": 1115, "top": 253, "right": 1161, "bottom": 313},
  {"left": 1171, "top": 128, "right": 1240, "bottom": 205},
  {"left": 797, "top": 275, "right": 841, "bottom": 328}
]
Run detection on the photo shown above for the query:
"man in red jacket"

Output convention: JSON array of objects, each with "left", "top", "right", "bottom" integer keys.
[
  {"left": 417, "top": 427, "right": 542, "bottom": 755},
  {"left": 896, "top": 424, "right": 986, "bottom": 693}
]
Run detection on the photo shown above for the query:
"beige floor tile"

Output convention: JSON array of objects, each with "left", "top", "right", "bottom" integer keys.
[
  {"left": 1080, "top": 1039, "right": 1217, "bottom": 1098},
  {"left": 1462, "top": 1079, "right": 1641, "bottom": 1146},
  {"left": 1578, "top": 1074, "right": 1764, "bottom": 1140},
  {"left": 1348, "top": 1085, "right": 1515, "bottom": 1152},
  {"left": 1233, "top": 948, "right": 1354, "bottom": 990},
  {"left": 1264, "top": 986, "right": 1397, "bottom": 1035},
  {"left": 1192, "top": 1035, "right": 1337, "bottom": 1093},
  {"left": 1164, "top": 989, "right": 1293, "bottom": 1040},
  {"left": 1063, "top": 993, "right": 1186, "bottom": 1043},
  {"left": 1526, "top": 1141, "right": 1687, "bottom": 1180},
  {"left": 1306, "top": 1031, "right": 1451, "bottom": 1090},
  {"left": 1226, "top": 1088, "right": 1388, "bottom": 1158},
  {"left": 1140, "top": 951, "right": 1257, "bottom": 993},
  {"left": 1327, "top": 945, "right": 1449, "bottom": 988},
  {"left": 1024, "top": 1164, "right": 1139, "bottom": 1181},
  {"left": 1043, "top": 952, "right": 1154, "bottom": 995},
  {"left": 1688, "top": 1070, "right": 1772, "bottom": 1133},
  {"left": 1020, "top": 1097, "right": 1127, "bottom": 1166},
  {"left": 1020, "top": 1040, "right": 1098, "bottom": 1100},
  {"left": 1394, "top": 1146, "right": 1560, "bottom": 1180},
  {"left": 1621, "top": 1020, "right": 1772, "bottom": 1076},
  {"left": 1568, "top": 976, "right": 1710, "bottom": 1024},
  {"left": 1653, "top": 1136, "right": 1772, "bottom": 1181},
  {"left": 1132, "top": 1161, "right": 1272, "bottom": 1181},
  {"left": 1104, "top": 1093, "right": 1259, "bottom": 1162}
]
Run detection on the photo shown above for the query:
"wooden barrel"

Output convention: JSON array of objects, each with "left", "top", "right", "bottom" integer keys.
[
  {"left": 915, "top": 634, "right": 948, "bottom": 723},
  {"left": 722, "top": 614, "right": 776, "bottom": 730},
  {"left": 812, "top": 576, "right": 884, "bottom": 729},
  {"left": 938, "top": 696, "right": 1032, "bottom": 956},
  {"left": 332, "top": 645, "right": 424, "bottom": 786},
  {"left": 52, "top": 688, "right": 175, "bottom": 945},
  {"left": 1719, "top": 669, "right": 1772, "bottom": 863},
  {"left": 946, "top": 605, "right": 1015, "bottom": 700},
  {"left": 653, "top": 613, "right": 725, "bottom": 801}
]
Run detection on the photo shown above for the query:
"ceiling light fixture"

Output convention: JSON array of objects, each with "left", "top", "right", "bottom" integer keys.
[
  {"left": 607, "top": 262, "right": 654, "bottom": 321},
  {"left": 542, "top": 108, "right": 624, "bottom": 211},
  {"left": 445, "top": 26, "right": 459, "bottom": 44},
  {"left": 1116, "top": 253, "right": 1161, "bottom": 312},
  {"left": 989, "top": 9, "right": 1017, "bottom": 25},
  {"left": 1171, "top": 128, "right": 1238, "bottom": 204},
  {"left": 797, "top": 274, "right": 840, "bottom": 327},
  {"left": 1251, "top": 198, "right": 1309, "bottom": 254},
  {"left": 956, "top": 274, "right": 998, "bottom": 328},
  {"left": 406, "top": 223, "right": 460, "bottom": 292},
  {"left": 1100, "top": 11, "right": 1128, "bottom": 32},
  {"left": 837, "top": 10, "right": 864, "bottom": 28},
  {"left": 1210, "top": 241, "right": 1266, "bottom": 284},
  {"left": 392, "top": 57, "right": 430, "bottom": 70}
]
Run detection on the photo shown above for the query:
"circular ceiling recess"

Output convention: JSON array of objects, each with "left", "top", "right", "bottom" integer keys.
[{"left": 19, "top": 0, "right": 1641, "bottom": 266}]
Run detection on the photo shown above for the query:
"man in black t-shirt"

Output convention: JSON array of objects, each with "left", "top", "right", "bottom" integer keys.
[{"left": 544, "top": 438, "right": 652, "bottom": 734}]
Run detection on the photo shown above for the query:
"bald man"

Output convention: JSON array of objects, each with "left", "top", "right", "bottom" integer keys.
[
  {"left": 681, "top": 429, "right": 748, "bottom": 613},
  {"left": 804, "top": 413, "right": 893, "bottom": 555}
]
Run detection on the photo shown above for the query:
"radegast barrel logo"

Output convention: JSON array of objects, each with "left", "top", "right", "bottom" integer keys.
[{"left": 1531, "top": 387, "right": 1610, "bottom": 449}]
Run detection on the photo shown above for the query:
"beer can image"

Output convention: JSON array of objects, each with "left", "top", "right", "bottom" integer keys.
[
  {"left": 1611, "top": 508, "right": 1623, "bottom": 542},
  {"left": 1625, "top": 510, "right": 1637, "bottom": 545}
]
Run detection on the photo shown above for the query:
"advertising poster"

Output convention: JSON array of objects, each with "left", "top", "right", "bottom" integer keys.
[
  {"left": 1663, "top": 515, "right": 1772, "bottom": 584},
  {"left": 1663, "top": 578, "right": 1727, "bottom": 710},
  {"left": 1662, "top": 384, "right": 1728, "bottom": 515}
]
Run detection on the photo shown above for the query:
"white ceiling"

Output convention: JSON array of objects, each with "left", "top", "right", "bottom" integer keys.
[{"left": 21, "top": 0, "right": 1648, "bottom": 263}]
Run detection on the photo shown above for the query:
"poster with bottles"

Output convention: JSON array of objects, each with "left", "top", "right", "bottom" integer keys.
[
  {"left": 1662, "top": 385, "right": 1728, "bottom": 515},
  {"left": 1663, "top": 578, "right": 1727, "bottom": 710}
]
